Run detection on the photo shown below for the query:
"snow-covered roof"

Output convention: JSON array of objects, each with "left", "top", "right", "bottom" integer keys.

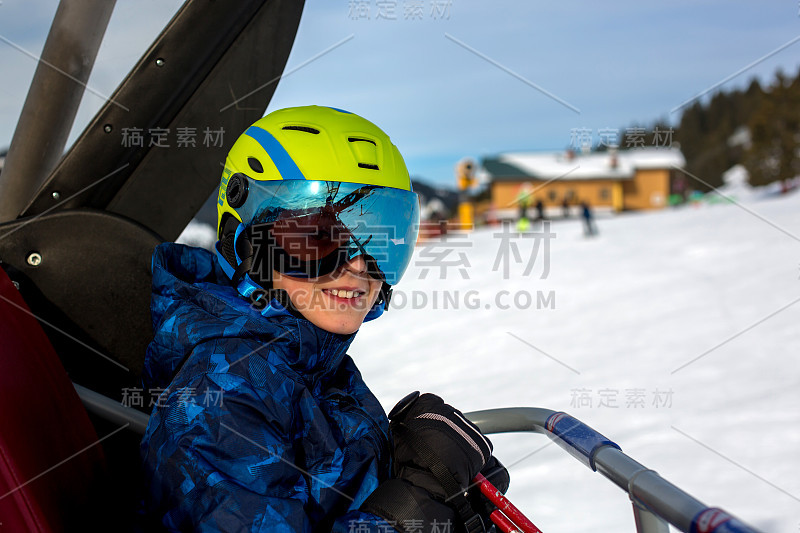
[
  {"left": 619, "top": 148, "right": 686, "bottom": 170},
  {"left": 485, "top": 148, "right": 685, "bottom": 181}
]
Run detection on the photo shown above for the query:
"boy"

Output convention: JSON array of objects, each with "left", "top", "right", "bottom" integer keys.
[{"left": 140, "top": 106, "right": 508, "bottom": 532}]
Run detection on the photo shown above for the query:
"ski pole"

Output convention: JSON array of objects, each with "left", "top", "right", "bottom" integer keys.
[
  {"left": 474, "top": 473, "right": 543, "bottom": 533},
  {"left": 488, "top": 509, "right": 522, "bottom": 533}
]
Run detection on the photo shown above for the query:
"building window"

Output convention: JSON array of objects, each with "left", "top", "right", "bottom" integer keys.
[
  {"left": 548, "top": 189, "right": 557, "bottom": 202},
  {"left": 599, "top": 188, "right": 611, "bottom": 200}
]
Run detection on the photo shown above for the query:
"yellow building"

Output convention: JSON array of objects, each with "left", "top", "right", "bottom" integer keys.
[{"left": 481, "top": 148, "right": 685, "bottom": 220}]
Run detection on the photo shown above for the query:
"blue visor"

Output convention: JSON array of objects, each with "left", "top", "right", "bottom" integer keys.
[{"left": 233, "top": 179, "right": 419, "bottom": 286}]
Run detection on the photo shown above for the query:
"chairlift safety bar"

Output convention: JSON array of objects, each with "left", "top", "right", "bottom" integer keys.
[
  {"left": 466, "top": 407, "right": 762, "bottom": 533},
  {"left": 72, "top": 385, "right": 763, "bottom": 533}
]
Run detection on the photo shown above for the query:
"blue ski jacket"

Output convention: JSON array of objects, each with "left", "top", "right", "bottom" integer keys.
[{"left": 140, "top": 243, "right": 392, "bottom": 532}]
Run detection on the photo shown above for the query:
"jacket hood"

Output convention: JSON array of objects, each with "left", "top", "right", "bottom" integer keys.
[{"left": 143, "top": 242, "right": 357, "bottom": 391}]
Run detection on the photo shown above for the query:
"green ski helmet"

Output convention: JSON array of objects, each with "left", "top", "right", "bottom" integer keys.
[{"left": 216, "top": 105, "right": 420, "bottom": 320}]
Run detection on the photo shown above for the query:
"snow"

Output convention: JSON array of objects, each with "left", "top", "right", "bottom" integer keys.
[
  {"left": 499, "top": 148, "right": 685, "bottom": 181},
  {"left": 351, "top": 189, "right": 800, "bottom": 532},
  {"left": 705, "top": 165, "right": 800, "bottom": 207},
  {"left": 618, "top": 148, "right": 687, "bottom": 170},
  {"left": 177, "top": 219, "right": 217, "bottom": 251},
  {"left": 421, "top": 197, "right": 447, "bottom": 220},
  {"left": 723, "top": 164, "right": 750, "bottom": 187}
]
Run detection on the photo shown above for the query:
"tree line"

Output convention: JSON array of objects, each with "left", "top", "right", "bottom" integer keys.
[{"left": 616, "top": 68, "right": 800, "bottom": 191}]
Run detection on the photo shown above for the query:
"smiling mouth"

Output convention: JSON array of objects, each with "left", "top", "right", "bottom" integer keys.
[{"left": 322, "top": 288, "right": 366, "bottom": 300}]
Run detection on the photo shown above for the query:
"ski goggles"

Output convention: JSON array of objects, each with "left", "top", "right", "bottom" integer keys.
[{"left": 229, "top": 179, "right": 420, "bottom": 286}]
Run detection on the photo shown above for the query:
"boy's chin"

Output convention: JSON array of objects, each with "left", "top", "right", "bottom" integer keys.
[
  {"left": 324, "top": 324, "right": 361, "bottom": 335},
  {"left": 303, "top": 312, "right": 365, "bottom": 335},
  {"left": 315, "top": 322, "right": 362, "bottom": 335}
]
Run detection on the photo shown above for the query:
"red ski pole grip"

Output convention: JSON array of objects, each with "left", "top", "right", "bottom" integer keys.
[{"left": 474, "top": 473, "right": 543, "bottom": 533}]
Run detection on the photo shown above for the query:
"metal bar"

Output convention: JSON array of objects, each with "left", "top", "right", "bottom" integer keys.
[
  {"left": 466, "top": 408, "right": 763, "bottom": 533},
  {"left": 0, "top": 0, "right": 116, "bottom": 222},
  {"left": 632, "top": 501, "right": 671, "bottom": 533},
  {"left": 594, "top": 446, "right": 708, "bottom": 531},
  {"left": 18, "top": 0, "right": 305, "bottom": 242},
  {"left": 465, "top": 407, "right": 553, "bottom": 435},
  {"left": 73, "top": 382, "right": 150, "bottom": 435},
  {"left": 78, "top": 400, "right": 762, "bottom": 532}
]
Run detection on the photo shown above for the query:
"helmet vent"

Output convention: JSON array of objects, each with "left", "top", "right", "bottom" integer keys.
[
  {"left": 248, "top": 157, "right": 264, "bottom": 173},
  {"left": 349, "top": 137, "right": 379, "bottom": 169},
  {"left": 282, "top": 125, "right": 320, "bottom": 134},
  {"left": 348, "top": 137, "right": 376, "bottom": 146}
]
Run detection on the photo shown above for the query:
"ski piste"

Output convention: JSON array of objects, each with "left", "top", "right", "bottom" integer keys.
[{"left": 0, "top": 1, "right": 769, "bottom": 532}]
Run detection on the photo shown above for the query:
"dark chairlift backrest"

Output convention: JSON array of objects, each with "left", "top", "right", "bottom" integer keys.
[{"left": 0, "top": 0, "right": 304, "bottom": 399}]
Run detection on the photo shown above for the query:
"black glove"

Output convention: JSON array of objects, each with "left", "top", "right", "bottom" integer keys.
[{"left": 362, "top": 392, "right": 502, "bottom": 533}]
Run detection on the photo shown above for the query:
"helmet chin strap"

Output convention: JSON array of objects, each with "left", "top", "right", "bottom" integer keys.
[
  {"left": 266, "top": 288, "right": 303, "bottom": 319},
  {"left": 377, "top": 282, "right": 392, "bottom": 310}
]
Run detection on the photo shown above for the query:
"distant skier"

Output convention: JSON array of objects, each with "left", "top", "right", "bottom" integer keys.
[
  {"left": 516, "top": 183, "right": 532, "bottom": 231},
  {"left": 517, "top": 197, "right": 530, "bottom": 231},
  {"left": 581, "top": 201, "right": 597, "bottom": 237},
  {"left": 535, "top": 199, "right": 545, "bottom": 222},
  {"left": 562, "top": 197, "right": 570, "bottom": 218},
  {"left": 517, "top": 214, "right": 530, "bottom": 232}
]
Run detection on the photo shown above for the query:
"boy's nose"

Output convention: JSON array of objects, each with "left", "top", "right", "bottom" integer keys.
[{"left": 342, "top": 254, "right": 367, "bottom": 274}]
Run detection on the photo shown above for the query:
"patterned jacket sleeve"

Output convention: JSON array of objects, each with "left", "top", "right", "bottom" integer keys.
[
  {"left": 141, "top": 349, "right": 396, "bottom": 532},
  {"left": 142, "top": 369, "right": 307, "bottom": 531}
]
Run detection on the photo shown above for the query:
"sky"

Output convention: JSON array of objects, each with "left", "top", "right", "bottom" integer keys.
[{"left": 1, "top": 1, "right": 799, "bottom": 186}]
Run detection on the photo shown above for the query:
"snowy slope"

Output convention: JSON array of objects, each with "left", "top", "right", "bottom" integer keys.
[{"left": 351, "top": 191, "right": 800, "bottom": 532}]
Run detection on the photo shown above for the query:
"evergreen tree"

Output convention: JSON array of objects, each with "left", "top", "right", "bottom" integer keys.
[
  {"left": 676, "top": 89, "right": 747, "bottom": 190},
  {"left": 744, "top": 70, "right": 800, "bottom": 190},
  {"left": 596, "top": 70, "right": 795, "bottom": 193}
]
